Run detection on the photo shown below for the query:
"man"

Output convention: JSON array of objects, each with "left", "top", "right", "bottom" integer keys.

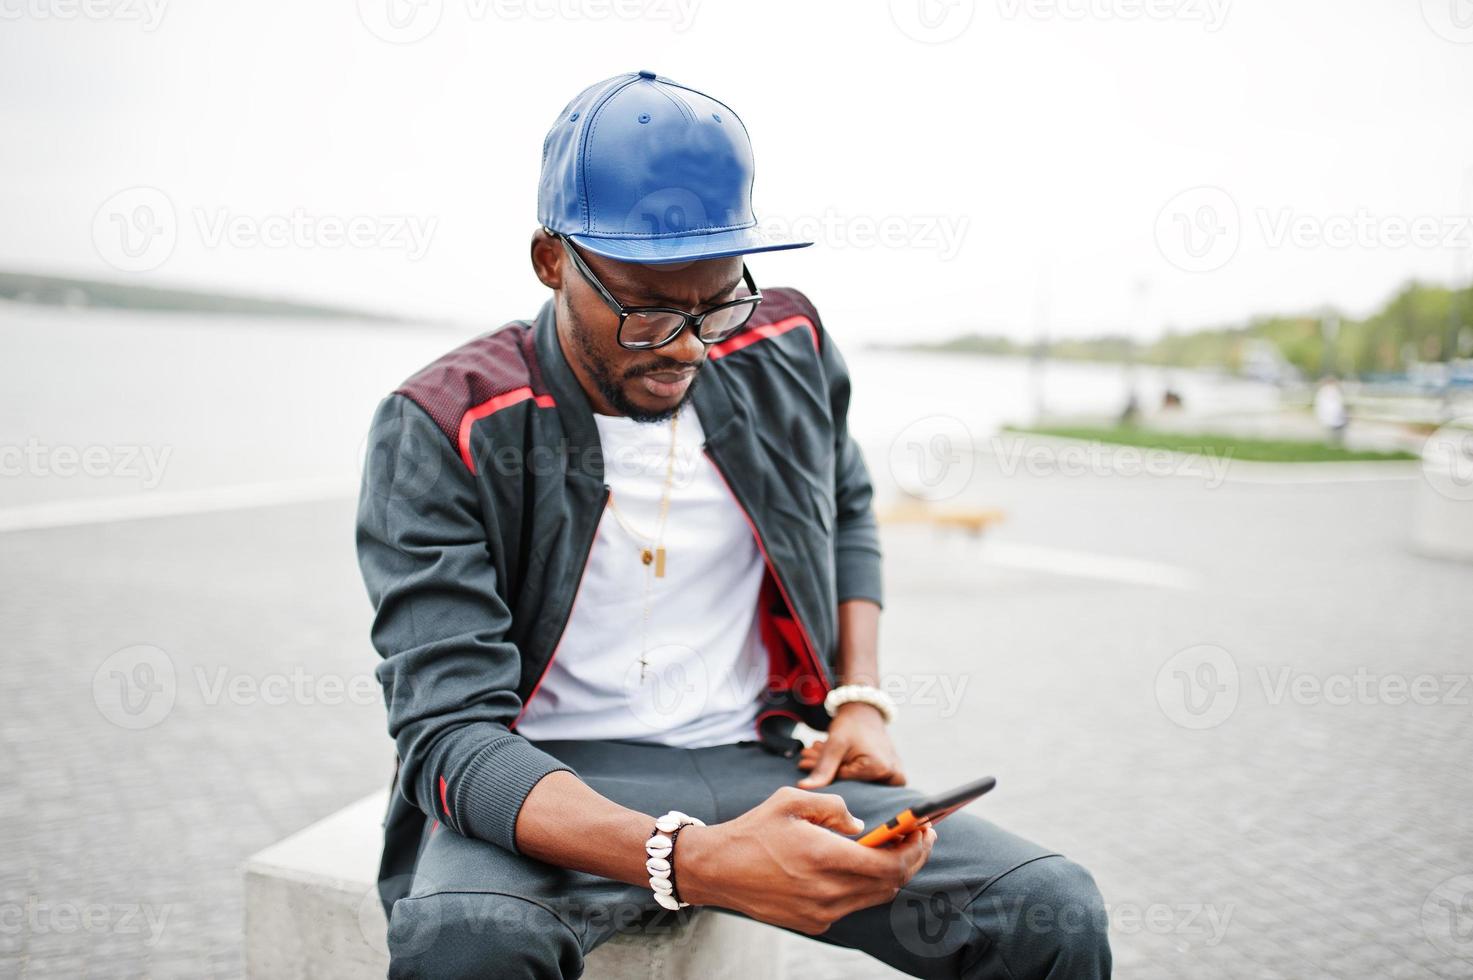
[{"left": 357, "top": 70, "right": 1110, "bottom": 979}]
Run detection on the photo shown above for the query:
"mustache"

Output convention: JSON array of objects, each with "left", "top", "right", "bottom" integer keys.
[{"left": 623, "top": 358, "right": 704, "bottom": 380}]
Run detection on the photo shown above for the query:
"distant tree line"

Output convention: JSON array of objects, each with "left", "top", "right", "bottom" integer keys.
[{"left": 889, "top": 281, "right": 1473, "bottom": 379}]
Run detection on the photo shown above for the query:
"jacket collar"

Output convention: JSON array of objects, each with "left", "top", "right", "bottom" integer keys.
[{"left": 530, "top": 297, "right": 741, "bottom": 476}]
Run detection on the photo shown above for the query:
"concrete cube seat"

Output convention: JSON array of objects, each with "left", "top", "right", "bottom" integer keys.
[{"left": 243, "top": 790, "right": 785, "bottom": 979}]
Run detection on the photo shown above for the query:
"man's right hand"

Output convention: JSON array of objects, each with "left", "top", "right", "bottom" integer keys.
[{"left": 676, "top": 786, "right": 936, "bottom": 935}]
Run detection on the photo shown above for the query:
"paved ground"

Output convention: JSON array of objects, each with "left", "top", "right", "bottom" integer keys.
[{"left": 3, "top": 453, "right": 1472, "bottom": 978}]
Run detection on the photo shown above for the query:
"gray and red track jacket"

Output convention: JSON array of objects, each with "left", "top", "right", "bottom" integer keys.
[{"left": 355, "top": 287, "right": 883, "bottom": 905}]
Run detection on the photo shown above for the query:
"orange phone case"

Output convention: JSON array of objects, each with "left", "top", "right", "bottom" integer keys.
[{"left": 856, "top": 776, "right": 996, "bottom": 847}]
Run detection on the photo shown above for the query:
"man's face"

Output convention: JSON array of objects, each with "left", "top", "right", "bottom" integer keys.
[{"left": 546, "top": 235, "right": 746, "bottom": 423}]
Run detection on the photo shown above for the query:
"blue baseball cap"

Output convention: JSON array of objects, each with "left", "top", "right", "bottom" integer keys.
[{"left": 537, "top": 71, "right": 812, "bottom": 265}]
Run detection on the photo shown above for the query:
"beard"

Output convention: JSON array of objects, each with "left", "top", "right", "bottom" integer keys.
[{"left": 567, "top": 306, "right": 704, "bottom": 423}]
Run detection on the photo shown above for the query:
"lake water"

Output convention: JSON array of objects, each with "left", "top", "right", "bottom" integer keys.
[{"left": 0, "top": 304, "right": 1280, "bottom": 513}]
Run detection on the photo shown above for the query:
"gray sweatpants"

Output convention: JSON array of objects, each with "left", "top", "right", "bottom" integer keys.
[{"left": 387, "top": 739, "right": 1112, "bottom": 979}]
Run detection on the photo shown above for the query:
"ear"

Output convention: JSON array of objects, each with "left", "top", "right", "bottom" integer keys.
[{"left": 531, "top": 228, "right": 564, "bottom": 290}]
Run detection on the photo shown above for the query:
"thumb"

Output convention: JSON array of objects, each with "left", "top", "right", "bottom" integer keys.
[
  {"left": 797, "top": 738, "right": 845, "bottom": 789},
  {"left": 778, "top": 787, "right": 864, "bottom": 835}
]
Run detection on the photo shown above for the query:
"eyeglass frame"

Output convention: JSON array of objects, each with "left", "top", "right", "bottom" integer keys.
[{"left": 553, "top": 232, "right": 763, "bottom": 351}]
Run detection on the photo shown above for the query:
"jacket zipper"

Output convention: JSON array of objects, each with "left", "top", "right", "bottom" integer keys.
[
  {"left": 512, "top": 485, "right": 610, "bottom": 725},
  {"left": 702, "top": 449, "right": 831, "bottom": 694}
]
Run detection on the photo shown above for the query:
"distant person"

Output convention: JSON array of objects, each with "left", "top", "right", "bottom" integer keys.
[
  {"left": 1314, "top": 376, "right": 1349, "bottom": 444},
  {"left": 355, "top": 72, "right": 1110, "bottom": 979},
  {"left": 1119, "top": 389, "right": 1140, "bottom": 426},
  {"left": 1162, "top": 388, "right": 1183, "bottom": 410}
]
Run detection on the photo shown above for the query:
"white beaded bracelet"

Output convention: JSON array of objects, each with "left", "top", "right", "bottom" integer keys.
[
  {"left": 823, "top": 683, "right": 898, "bottom": 724},
  {"left": 646, "top": 810, "right": 703, "bottom": 910}
]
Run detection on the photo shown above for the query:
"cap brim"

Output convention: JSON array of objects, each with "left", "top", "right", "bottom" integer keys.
[{"left": 567, "top": 224, "right": 812, "bottom": 265}]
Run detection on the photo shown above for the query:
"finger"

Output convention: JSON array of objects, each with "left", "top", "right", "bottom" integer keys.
[
  {"left": 836, "top": 754, "right": 885, "bottom": 782},
  {"left": 776, "top": 787, "right": 865, "bottom": 835},
  {"left": 797, "top": 738, "right": 846, "bottom": 789},
  {"left": 892, "top": 826, "right": 936, "bottom": 882}
]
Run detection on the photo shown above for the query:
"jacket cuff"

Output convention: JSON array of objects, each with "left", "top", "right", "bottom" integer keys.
[
  {"left": 836, "top": 544, "right": 884, "bottom": 609},
  {"left": 453, "top": 734, "right": 575, "bottom": 853}
]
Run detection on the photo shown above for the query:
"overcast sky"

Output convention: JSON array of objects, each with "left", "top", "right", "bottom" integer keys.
[{"left": 3, "top": 0, "right": 1472, "bottom": 343}]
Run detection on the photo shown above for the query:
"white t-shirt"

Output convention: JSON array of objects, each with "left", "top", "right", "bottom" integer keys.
[{"left": 515, "top": 402, "right": 769, "bottom": 747}]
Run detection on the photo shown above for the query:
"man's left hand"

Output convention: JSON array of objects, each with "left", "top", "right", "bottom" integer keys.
[{"left": 796, "top": 703, "right": 906, "bottom": 788}]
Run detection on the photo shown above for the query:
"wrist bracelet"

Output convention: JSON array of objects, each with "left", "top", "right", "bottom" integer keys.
[
  {"left": 646, "top": 810, "right": 703, "bottom": 910},
  {"left": 823, "top": 683, "right": 898, "bottom": 724}
]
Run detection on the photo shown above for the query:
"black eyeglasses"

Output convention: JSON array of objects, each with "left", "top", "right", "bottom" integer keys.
[{"left": 556, "top": 233, "right": 763, "bottom": 351}]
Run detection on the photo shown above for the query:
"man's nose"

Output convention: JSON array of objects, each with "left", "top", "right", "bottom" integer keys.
[{"left": 663, "top": 326, "right": 707, "bottom": 366}]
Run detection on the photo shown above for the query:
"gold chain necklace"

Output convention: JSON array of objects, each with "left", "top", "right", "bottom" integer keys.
[{"left": 603, "top": 409, "right": 680, "bottom": 682}]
